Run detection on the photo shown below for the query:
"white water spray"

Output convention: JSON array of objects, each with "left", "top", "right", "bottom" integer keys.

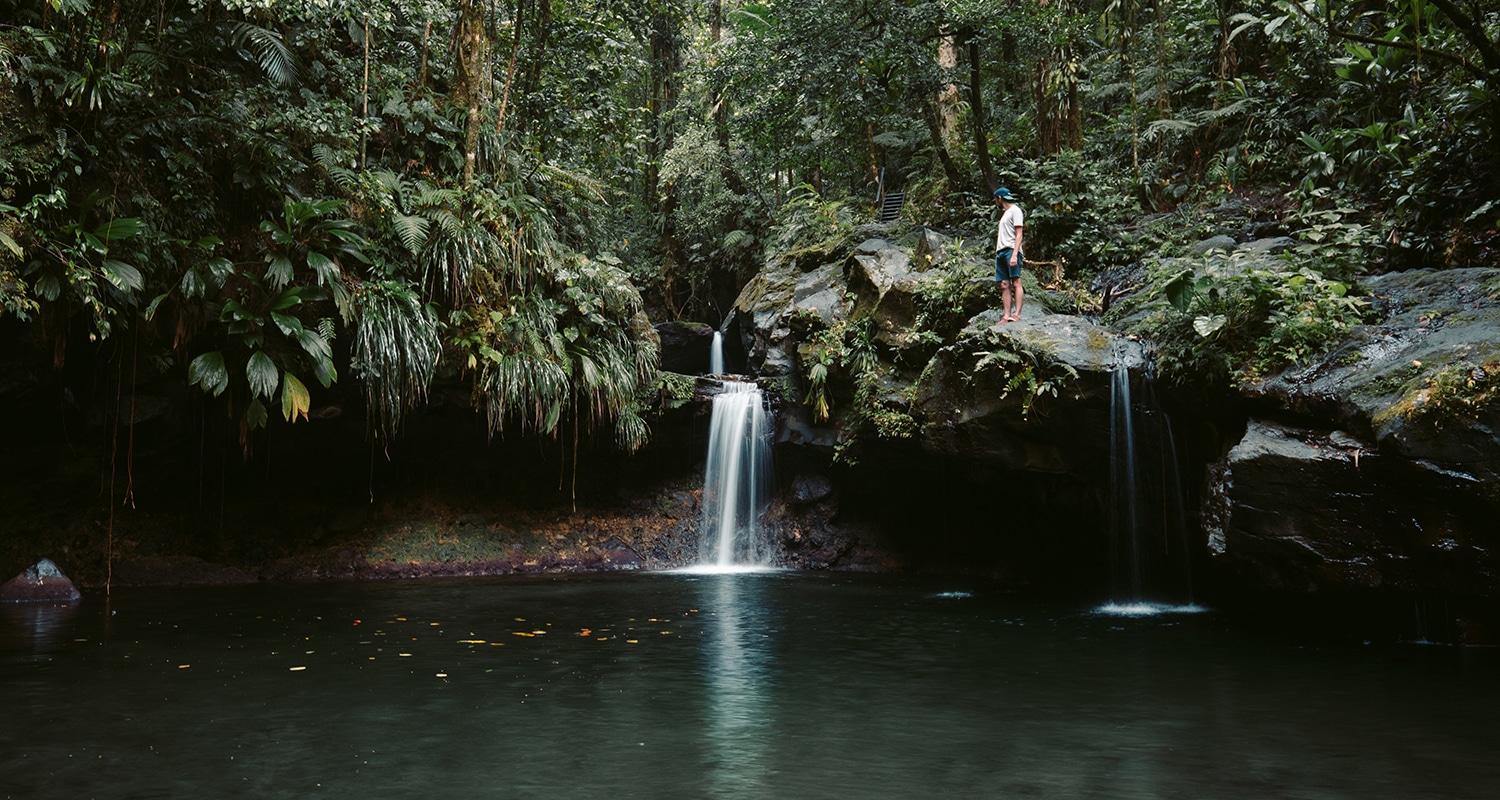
[
  {"left": 1109, "top": 361, "right": 1141, "bottom": 602},
  {"left": 710, "top": 331, "right": 725, "bottom": 375},
  {"left": 700, "top": 381, "right": 771, "bottom": 567}
]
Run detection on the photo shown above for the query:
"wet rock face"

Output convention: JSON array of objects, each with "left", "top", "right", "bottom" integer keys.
[
  {"left": 1205, "top": 422, "right": 1499, "bottom": 596},
  {"left": 912, "top": 313, "right": 1147, "bottom": 476},
  {"left": 0, "top": 559, "right": 82, "bottom": 603},
  {"left": 654, "top": 321, "right": 715, "bottom": 375},
  {"left": 1246, "top": 267, "right": 1500, "bottom": 505}
]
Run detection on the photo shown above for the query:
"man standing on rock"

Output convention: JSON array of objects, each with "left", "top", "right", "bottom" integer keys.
[{"left": 993, "top": 187, "right": 1025, "bottom": 324}]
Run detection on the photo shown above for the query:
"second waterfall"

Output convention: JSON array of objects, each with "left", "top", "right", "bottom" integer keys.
[{"left": 701, "top": 381, "right": 772, "bottom": 567}]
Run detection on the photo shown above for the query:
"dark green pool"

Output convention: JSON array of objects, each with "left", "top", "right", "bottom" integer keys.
[{"left": 2, "top": 572, "right": 1496, "bottom": 798}]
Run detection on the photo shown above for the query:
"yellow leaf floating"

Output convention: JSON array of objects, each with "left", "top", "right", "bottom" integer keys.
[
  {"left": 531, "top": 630, "right": 547, "bottom": 635},
  {"left": 512, "top": 632, "right": 534, "bottom": 637},
  {"left": 399, "top": 653, "right": 412, "bottom": 657},
  {"left": 178, "top": 664, "right": 191, "bottom": 669},
  {"left": 435, "top": 673, "right": 448, "bottom": 678},
  {"left": 626, "top": 639, "right": 639, "bottom": 644},
  {"left": 458, "top": 640, "right": 487, "bottom": 644},
  {"left": 289, "top": 666, "right": 307, "bottom": 671}
]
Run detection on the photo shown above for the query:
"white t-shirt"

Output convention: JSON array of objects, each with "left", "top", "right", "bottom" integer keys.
[{"left": 995, "top": 204, "right": 1025, "bottom": 252}]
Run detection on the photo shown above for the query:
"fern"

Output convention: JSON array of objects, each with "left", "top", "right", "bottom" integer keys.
[{"left": 228, "top": 22, "right": 300, "bottom": 87}]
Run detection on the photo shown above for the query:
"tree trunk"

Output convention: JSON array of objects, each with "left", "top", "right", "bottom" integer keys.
[
  {"left": 936, "top": 26, "right": 960, "bottom": 151},
  {"left": 923, "top": 97, "right": 965, "bottom": 190},
  {"left": 966, "top": 33, "right": 995, "bottom": 190},
  {"left": 496, "top": 0, "right": 525, "bottom": 133},
  {"left": 454, "top": 0, "right": 487, "bottom": 186}
]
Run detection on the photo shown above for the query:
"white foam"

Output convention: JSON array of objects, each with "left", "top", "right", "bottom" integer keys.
[
  {"left": 1094, "top": 602, "right": 1208, "bottom": 618},
  {"left": 671, "top": 564, "right": 784, "bottom": 576}
]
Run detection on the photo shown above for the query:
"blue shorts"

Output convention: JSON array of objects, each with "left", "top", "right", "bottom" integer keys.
[{"left": 995, "top": 248, "right": 1024, "bottom": 281}]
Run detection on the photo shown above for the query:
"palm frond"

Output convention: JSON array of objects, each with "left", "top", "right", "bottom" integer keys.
[{"left": 228, "top": 22, "right": 300, "bottom": 87}]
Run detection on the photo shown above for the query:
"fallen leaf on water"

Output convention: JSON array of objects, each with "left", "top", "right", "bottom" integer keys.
[
  {"left": 458, "top": 639, "right": 487, "bottom": 644},
  {"left": 514, "top": 617, "right": 525, "bottom": 622},
  {"left": 626, "top": 639, "right": 639, "bottom": 644},
  {"left": 489, "top": 643, "right": 504, "bottom": 647},
  {"left": 178, "top": 664, "right": 191, "bottom": 669},
  {"left": 579, "top": 629, "right": 592, "bottom": 636},
  {"left": 531, "top": 630, "right": 547, "bottom": 635},
  {"left": 289, "top": 666, "right": 307, "bottom": 672},
  {"left": 512, "top": 632, "right": 534, "bottom": 637},
  {"left": 430, "top": 622, "right": 441, "bottom": 627},
  {"left": 596, "top": 637, "right": 608, "bottom": 641},
  {"left": 73, "top": 638, "right": 88, "bottom": 642},
  {"left": 660, "top": 631, "right": 671, "bottom": 635},
  {"left": 435, "top": 673, "right": 448, "bottom": 678},
  {"left": 399, "top": 653, "right": 412, "bottom": 657},
  {"left": 396, "top": 617, "right": 407, "bottom": 621}
]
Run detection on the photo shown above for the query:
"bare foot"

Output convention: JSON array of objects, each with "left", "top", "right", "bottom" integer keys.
[{"left": 1003, "top": 315, "right": 1019, "bottom": 323}]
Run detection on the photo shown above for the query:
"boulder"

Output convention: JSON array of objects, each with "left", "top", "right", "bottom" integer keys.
[
  {"left": 1236, "top": 236, "right": 1297, "bottom": 256},
  {"left": 654, "top": 320, "right": 715, "bottom": 375},
  {"left": 1204, "top": 421, "right": 1499, "bottom": 596},
  {"left": 847, "top": 238, "right": 929, "bottom": 349},
  {"left": 1246, "top": 267, "right": 1500, "bottom": 504},
  {"left": 913, "top": 228, "right": 954, "bottom": 271},
  {"left": 723, "top": 259, "right": 847, "bottom": 378},
  {"left": 1187, "top": 234, "right": 1237, "bottom": 256},
  {"left": 0, "top": 559, "right": 82, "bottom": 603},
  {"left": 912, "top": 311, "right": 1147, "bottom": 476}
]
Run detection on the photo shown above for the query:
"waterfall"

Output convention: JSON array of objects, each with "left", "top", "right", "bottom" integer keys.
[
  {"left": 1108, "top": 362, "right": 1141, "bottom": 602},
  {"left": 1102, "top": 360, "right": 1200, "bottom": 616},
  {"left": 710, "top": 331, "right": 725, "bottom": 375},
  {"left": 700, "top": 381, "right": 772, "bottom": 568}
]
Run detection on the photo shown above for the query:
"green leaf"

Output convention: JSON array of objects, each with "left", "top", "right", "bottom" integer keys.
[
  {"left": 270, "top": 312, "right": 305, "bottom": 337},
  {"left": 101, "top": 260, "right": 143, "bottom": 292},
  {"left": 312, "top": 355, "right": 338, "bottom": 388},
  {"left": 180, "top": 267, "right": 204, "bottom": 299},
  {"left": 94, "top": 217, "right": 141, "bottom": 240},
  {"left": 1163, "top": 270, "right": 1195, "bottom": 314},
  {"left": 307, "top": 251, "right": 339, "bottom": 284},
  {"left": 246, "top": 397, "right": 269, "bottom": 430},
  {"left": 188, "top": 351, "right": 230, "bottom": 397},
  {"left": 281, "top": 372, "right": 310, "bottom": 422},
  {"left": 0, "top": 229, "right": 22, "bottom": 257},
  {"left": 1193, "top": 314, "right": 1227, "bottom": 338},
  {"left": 246, "top": 350, "right": 280, "bottom": 399},
  {"left": 294, "top": 327, "right": 332, "bottom": 361},
  {"left": 266, "top": 256, "right": 294, "bottom": 288},
  {"left": 269, "top": 288, "right": 304, "bottom": 311},
  {"left": 144, "top": 293, "right": 168, "bottom": 321}
]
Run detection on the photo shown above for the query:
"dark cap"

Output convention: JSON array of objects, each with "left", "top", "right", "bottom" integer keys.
[{"left": 993, "top": 187, "right": 1018, "bottom": 201}]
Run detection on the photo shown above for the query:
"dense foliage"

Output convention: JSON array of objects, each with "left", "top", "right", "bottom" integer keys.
[{"left": 1, "top": 0, "right": 1496, "bottom": 461}]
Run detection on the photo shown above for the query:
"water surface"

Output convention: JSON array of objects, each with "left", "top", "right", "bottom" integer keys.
[{"left": 2, "top": 573, "right": 1496, "bottom": 798}]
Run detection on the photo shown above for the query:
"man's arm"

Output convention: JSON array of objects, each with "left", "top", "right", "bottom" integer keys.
[{"left": 1011, "top": 223, "right": 1024, "bottom": 264}]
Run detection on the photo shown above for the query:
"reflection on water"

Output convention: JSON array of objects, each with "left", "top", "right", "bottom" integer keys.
[
  {"left": 1, "top": 574, "right": 1498, "bottom": 799},
  {"left": 701, "top": 576, "right": 773, "bottom": 797},
  {"left": 0, "top": 601, "right": 79, "bottom": 658}
]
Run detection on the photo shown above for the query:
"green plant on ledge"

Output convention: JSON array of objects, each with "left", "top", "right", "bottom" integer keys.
[
  {"left": 1377, "top": 354, "right": 1500, "bottom": 430},
  {"left": 794, "top": 312, "right": 917, "bottom": 453},
  {"left": 1142, "top": 252, "right": 1370, "bottom": 386},
  {"left": 965, "top": 330, "right": 1079, "bottom": 419}
]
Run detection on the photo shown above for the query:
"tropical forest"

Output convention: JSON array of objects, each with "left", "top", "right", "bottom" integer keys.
[{"left": 2, "top": 0, "right": 1499, "bottom": 795}]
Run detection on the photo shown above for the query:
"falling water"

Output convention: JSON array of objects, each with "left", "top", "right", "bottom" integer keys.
[
  {"left": 710, "top": 331, "right": 725, "bottom": 375},
  {"left": 700, "top": 381, "right": 772, "bottom": 568},
  {"left": 1100, "top": 360, "right": 1201, "bottom": 617},
  {"left": 1108, "top": 362, "right": 1141, "bottom": 603}
]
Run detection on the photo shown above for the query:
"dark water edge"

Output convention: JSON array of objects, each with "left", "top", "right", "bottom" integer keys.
[{"left": 3, "top": 571, "right": 1498, "bottom": 799}]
